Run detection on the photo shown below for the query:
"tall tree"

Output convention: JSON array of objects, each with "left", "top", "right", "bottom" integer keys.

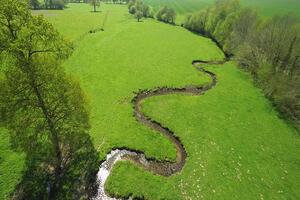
[
  {"left": 0, "top": 0, "right": 99, "bottom": 199},
  {"left": 142, "top": 4, "right": 151, "bottom": 17},
  {"left": 156, "top": 6, "right": 176, "bottom": 24},
  {"left": 135, "top": 10, "right": 143, "bottom": 22},
  {"left": 44, "top": 0, "right": 66, "bottom": 10},
  {"left": 90, "top": 0, "right": 100, "bottom": 12},
  {"left": 224, "top": 7, "right": 258, "bottom": 54}
]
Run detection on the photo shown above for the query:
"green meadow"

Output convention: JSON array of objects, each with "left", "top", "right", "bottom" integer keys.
[
  {"left": 1, "top": 1, "right": 299, "bottom": 199},
  {"left": 107, "top": 62, "right": 300, "bottom": 199}
]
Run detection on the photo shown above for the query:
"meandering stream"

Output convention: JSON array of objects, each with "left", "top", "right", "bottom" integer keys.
[{"left": 93, "top": 60, "right": 228, "bottom": 200}]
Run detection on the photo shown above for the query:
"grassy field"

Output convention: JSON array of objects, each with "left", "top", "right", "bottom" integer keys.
[
  {"left": 0, "top": 2, "right": 299, "bottom": 200},
  {"left": 0, "top": 129, "right": 25, "bottom": 200},
  {"left": 145, "top": 0, "right": 300, "bottom": 23},
  {"left": 47, "top": 4, "right": 224, "bottom": 161},
  {"left": 106, "top": 62, "right": 300, "bottom": 199}
]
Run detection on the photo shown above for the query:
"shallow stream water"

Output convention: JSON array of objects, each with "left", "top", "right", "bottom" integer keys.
[{"left": 93, "top": 149, "right": 136, "bottom": 200}]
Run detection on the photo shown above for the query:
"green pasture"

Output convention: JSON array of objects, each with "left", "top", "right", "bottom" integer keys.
[
  {"left": 145, "top": 0, "right": 300, "bottom": 23},
  {"left": 0, "top": 2, "right": 299, "bottom": 199},
  {"left": 106, "top": 62, "right": 300, "bottom": 199}
]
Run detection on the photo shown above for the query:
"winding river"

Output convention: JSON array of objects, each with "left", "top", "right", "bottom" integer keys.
[{"left": 93, "top": 59, "right": 228, "bottom": 200}]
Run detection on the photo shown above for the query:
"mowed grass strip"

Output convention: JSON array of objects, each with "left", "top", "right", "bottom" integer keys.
[{"left": 106, "top": 62, "right": 300, "bottom": 199}]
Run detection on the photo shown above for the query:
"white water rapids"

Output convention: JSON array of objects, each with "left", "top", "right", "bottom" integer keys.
[{"left": 92, "top": 149, "right": 137, "bottom": 200}]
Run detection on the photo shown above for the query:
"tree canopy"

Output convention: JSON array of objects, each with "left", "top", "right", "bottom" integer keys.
[
  {"left": 156, "top": 6, "right": 176, "bottom": 24},
  {"left": 0, "top": 0, "right": 99, "bottom": 199},
  {"left": 29, "top": 0, "right": 67, "bottom": 10},
  {"left": 128, "top": 0, "right": 153, "bottom": 20}
]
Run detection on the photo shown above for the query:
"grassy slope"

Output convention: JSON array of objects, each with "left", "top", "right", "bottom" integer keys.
[
  {"left": 1, "top": 2, "right": 299, "bottom": 200},
  {"left": 60, "top": 4, "right": 222, "bottom": 161},
  {"left": 240, "top": 0, "right": 300, "bottom": 17},
  {"left": 32, "top": 4, "right": 106, "bottom": 41},
  {"left": 145, "top": 0, "right": 300, "bottom": 23}
]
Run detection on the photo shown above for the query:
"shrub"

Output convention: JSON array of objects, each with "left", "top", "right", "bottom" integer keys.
[
  {"left": 128, "top": 0, "right": 153, "bottom": 19},
  {"left": 135, "top": 10, "right": 143, "bottom": 21},
  {"left": 52, "top": 0, "right": 66, "bottom": 9},
  {"left": 129, "top": 5, "right": 136, "bottom": 14},
  {"left": 156, "top": 6, "right": 176, "bottom": 24}
]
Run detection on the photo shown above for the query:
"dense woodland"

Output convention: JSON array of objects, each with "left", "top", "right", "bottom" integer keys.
[{"left": 183, "top": 0, "right": 300, "bottom": 129}]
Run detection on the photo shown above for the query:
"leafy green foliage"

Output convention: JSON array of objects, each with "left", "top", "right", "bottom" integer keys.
[
  {"left": 129, "top": 5, "right": 136, "bottom": 14},
  {"left": 128, "top": 0, "right": 153, "bottom": 20},
  {"left": 184, "top": 0, "right": 241, "bottom": 49},
  {"left": 29, "top": 0, "right": 40, "bottom": 9},
  {"left": 237, "top": 15, "right": 300, "bottom": 128},
  {"left": 156, "top": 5, "right": 176, "bottom": 24},
  {"left": 33, "top": 0, "right": 67, "bottom": 10},
  {"left": 135, "top": 10, "right": 143, "bottom": 22},
  {"left": 0, "top": 0, "right": 99, "bottom": 199}
]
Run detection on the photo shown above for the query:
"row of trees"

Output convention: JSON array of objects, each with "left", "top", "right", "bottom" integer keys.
[
  {"left": 0, "top": 0, "right": 99, "bottom": 199},
  {"left": 128, "top": 0, "right": 176, "bottom": 24},
  {"left": 29, "top": 0, "right": 68, "bottom": 10},
  {"left": 68, "top": 0, "right": 89, "bottom": 2},
  {"left": 69, "top": 0, "right": 127, "bottom": 2},
  {"left": 184, "top": 0, "right": 300, "bottom": 129},
  {"left": 29, "top": 0, "right": 102, "bottom": 11},
  {"left": 102, "top": 0, "right": 129, "bottom": 4},
  {"left": 68, "top": 0, "right": 102, "bottom": 12},
  {"left": 128, "top": 0, "right": 153, "bottom": 21}
]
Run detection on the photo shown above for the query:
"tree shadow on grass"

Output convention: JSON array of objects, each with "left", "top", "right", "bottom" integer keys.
[{"left": 10, "top": 137, "right": 99, "bottom": 200}]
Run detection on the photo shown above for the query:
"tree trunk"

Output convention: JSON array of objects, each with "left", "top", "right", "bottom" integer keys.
[
  {"left": 24, "top": 59, "right": 63, "bottom": 199},
  {"left": 94, "top": 2, "right": 96, "bottom": 12},
  {"left": 49, "top": 0, "right": 53, "bottom": 9}
]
